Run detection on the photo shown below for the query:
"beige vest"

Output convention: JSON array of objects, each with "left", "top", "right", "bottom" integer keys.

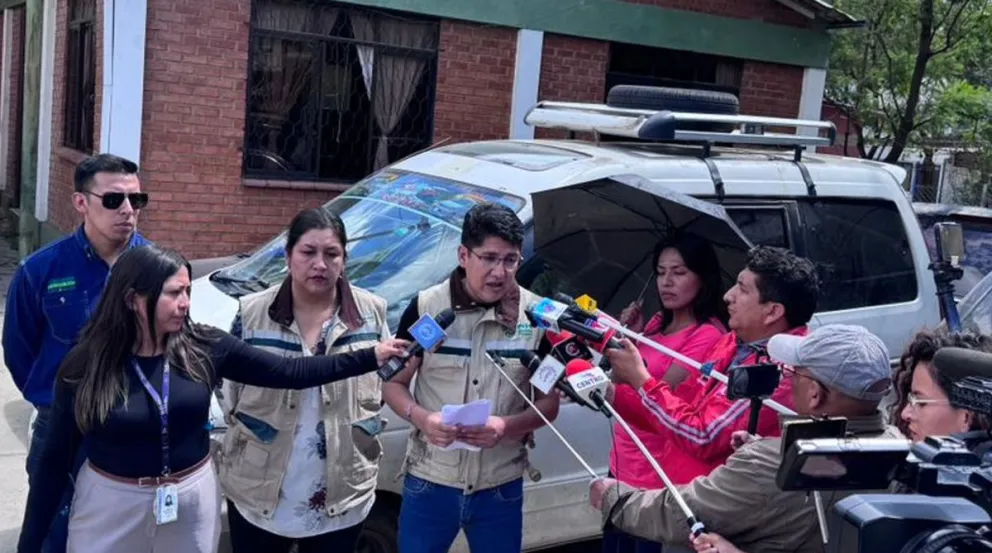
[
  {"left": 403, "top": 279, "right": 545, "bottom": 493},
  {"left": 217, "top": 281, "right": 389, "bottom": 520}
]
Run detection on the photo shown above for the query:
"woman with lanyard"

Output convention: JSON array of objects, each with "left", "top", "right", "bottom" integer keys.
[
  {"left": 218, "top": 209, "right": 391, "bottom": 553},
  {"left": 17, "top": 244, "right": 410, "bottom": 553}
]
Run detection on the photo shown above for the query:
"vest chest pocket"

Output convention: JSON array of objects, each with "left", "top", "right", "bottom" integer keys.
[{"left": 42, "top": 290, "right": 90, "bottom": 344}]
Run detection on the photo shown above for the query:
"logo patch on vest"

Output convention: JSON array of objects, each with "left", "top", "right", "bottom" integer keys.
[
  {"left": 47, "top": 277, "right": 76, "bottom": 292},
  {"left": 508, "top": 322, "right": 533, "bottom": 338}
]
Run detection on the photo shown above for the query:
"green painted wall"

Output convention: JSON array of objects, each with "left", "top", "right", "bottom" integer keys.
[
  {"left": 337, "top": 0, "right": 831, "bottom": 68},
  {"left": 18, "top": 0, "right": 40, "bottom": 257}
]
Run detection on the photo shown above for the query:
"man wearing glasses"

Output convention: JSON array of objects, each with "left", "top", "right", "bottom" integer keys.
[
  {"left": 590, "top": 324, "right": 901, "bottom": 553},
  {"left": 3, "top": 153, "right": 149, "bottom": 553},
  {"left": 383, "top": 202, "right": 560, "bottom": 553}
]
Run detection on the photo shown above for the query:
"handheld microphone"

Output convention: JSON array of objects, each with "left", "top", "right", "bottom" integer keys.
[
  {"left": 564, "top": 359, "right": 612, "bottom": 416},
  {"left": 561, "top": 358, "right": 707, "bottom": 536},
  {"left": 546, "top": 330, "right": 595, "bottom": 364},
  {"left": 527, "top": 298, "right": 611, "bottom": 344},
  {"left": 521, "top": 351, "right": 590, "bottom": 407},
  {"left": 377, "top": 308, "right": 456, "bottom": 381}
]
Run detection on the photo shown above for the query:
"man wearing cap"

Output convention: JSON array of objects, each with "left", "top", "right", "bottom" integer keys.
[{"left": 590, "top": 324, "right": 904, "bottom": 553}]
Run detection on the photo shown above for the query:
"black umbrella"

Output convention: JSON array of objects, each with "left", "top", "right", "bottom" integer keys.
[{"left": 529, "top": 174, "right": 754, "bottom": 316}]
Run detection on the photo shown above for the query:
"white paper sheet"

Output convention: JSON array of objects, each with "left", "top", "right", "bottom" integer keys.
[{"left": 439, "top": 399, "right": 492, "bottom": 451}]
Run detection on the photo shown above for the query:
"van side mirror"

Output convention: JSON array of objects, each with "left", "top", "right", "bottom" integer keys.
[{"left": 935, "top": 222, "right": 965, "bottom": 266}]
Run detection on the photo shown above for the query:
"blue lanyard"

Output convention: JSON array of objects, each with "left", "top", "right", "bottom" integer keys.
[{"left": 131, "top": 359, "right": 171, "bottom": 476}]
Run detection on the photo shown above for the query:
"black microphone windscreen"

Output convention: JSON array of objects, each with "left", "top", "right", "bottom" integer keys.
[
  {"left": 934, "top": 347, "right": 992, "bottom": 382},
  {"left": 435, "top": 308, "right": 457, "bottom": 328},
  {"left": 520, "top": 351, "right": 542, "bottom": 372},
  {"left": 554, "top": 292, "right": 577, "bottom": 306}
]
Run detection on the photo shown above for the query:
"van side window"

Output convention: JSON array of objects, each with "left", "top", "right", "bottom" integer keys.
[
  {"left": 798, "top": 199, "right": 917, "bottom": 310},
  {"left": 725, "top": 207, "right": 790, "bottom": 249}
]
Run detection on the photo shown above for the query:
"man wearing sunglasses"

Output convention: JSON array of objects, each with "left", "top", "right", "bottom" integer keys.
[{"left": 2, "top": 153, "right": 149, "bottom": 553}]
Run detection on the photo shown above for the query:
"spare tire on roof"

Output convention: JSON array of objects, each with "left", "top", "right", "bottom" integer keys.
[{"left": 606, "top": 85, "right": 740, "bottom": 133}]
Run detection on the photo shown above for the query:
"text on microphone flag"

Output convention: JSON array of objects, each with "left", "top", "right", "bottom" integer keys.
[{"left": 530, "top": 356, "right": 566, "bottom": 395}]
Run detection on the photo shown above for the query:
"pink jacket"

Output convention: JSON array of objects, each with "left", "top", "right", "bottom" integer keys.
[
  {"left": 608, "top": 314, "right": 726, "bottom": 489},
  {"left": 611, "top": 327, "right": 806, "bottom": 487}
]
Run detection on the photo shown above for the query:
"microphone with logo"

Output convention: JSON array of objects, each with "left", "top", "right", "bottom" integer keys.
[
  {"left": 521, "top": 351, "right": 592, "bottom": 410},
  {"left": 561, "top": 358, "right": 707, "bottom": 537},
  {"left": 377, "top": 308, "right": 456, "bottom": 381}
]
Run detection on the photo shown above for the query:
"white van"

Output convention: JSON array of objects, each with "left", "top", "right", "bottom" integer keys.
[{"left": 193, "top": 88, "right": 941, "bottom": 553}]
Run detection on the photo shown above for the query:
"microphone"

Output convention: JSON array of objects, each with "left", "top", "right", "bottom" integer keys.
[
  {"left": 559, "top": 357, "right": 708, "bottom": 536},
  {"left": 377, "top": 308, "right": 456, "bottom": 381},
  {"left": 527, "top": 298, "right": 608, "bottom": 343},
  {"left": 521, "top": 351, "right": 590, "bottom": 408},
  {"left": 546, "top": 330, "right": 595, "bottom": 364},
  {"left": 934, "top": 348, "right": 992, "bottom": 382},
  {"left": 564, "top": 359, "right": 612, "bottom": 416}
]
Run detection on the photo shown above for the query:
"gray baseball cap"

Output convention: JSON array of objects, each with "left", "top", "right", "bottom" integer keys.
[{"left": 767, "top": 324, "right": 892, "bottom": 402}]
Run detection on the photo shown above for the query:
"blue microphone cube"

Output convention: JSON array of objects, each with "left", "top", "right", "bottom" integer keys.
[{"left": 410, "top": 313, "right": 447, "bottom": 351}]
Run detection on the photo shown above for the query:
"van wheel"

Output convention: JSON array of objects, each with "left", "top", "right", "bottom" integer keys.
[
  {"left": 356, "top": 500, "right": 399, "bottom": 553},
  {"left": 606, "top": 85, "right": 740, "bottom": 132}
]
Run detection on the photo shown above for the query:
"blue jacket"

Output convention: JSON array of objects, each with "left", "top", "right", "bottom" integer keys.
[{"left": 2, "top": 225, "right": 149, "bottom": 407}]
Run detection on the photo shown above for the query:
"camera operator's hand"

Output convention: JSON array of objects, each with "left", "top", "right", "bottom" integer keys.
[
  {"left": 604, "top": 339, "right": 651, "bottom": 389},
  {"left": 690, "top": 532, "right": 746, "bottom": 553},
  {"left": 589, "top": 477, "right": 618, "bottom": 510},
  {"left": 730, "top": 430, "right": 760, "bottom": 450}
]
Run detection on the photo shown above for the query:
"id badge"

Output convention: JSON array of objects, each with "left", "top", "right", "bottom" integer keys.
[{"left": 154, "top": 484, "right": 179, "bottom": 525}]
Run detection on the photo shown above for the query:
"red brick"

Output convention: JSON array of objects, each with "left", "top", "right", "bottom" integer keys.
[
  {"left": 432, "top": 21, "right": 516, "bottom": 144},
  {"left": 535, "top": 34, "right": 609, "bottom": 139}
]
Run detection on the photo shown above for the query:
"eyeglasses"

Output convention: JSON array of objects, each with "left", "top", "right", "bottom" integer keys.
[
  {"left": 906, "top": 392, "right": 950, "bottom": 410},
  {"left": 469, "top": 249, "right": 521, "bottom": 271},
  {"left": 87, "top": 192, "right": 149, "bottom": 210}
]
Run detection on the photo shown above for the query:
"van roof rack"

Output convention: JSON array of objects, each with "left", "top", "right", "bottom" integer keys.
[{"left": 524, "top": 101, "right": 837, "bottom": 160}]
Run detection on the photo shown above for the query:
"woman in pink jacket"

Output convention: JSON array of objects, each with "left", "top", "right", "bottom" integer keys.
[{"left": 604, "top": 233, "right": 728, "bottom": 553}]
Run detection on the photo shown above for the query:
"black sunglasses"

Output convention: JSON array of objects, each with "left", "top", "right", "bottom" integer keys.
[{"left": 87, "top": 191, "right": 149, "bottom": 210}]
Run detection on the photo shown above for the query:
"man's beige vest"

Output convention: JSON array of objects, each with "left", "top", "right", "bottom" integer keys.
[
  {"left": 217, "top": 281, "right": 389, "bottom": 520},
  {"left": 403, "top": 279, "right": 545, "bottom": 493}
]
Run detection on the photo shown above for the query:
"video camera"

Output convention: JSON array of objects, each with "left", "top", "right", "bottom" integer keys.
[{"left": 775, "top": 347, "right": 992, "bottom": 553}]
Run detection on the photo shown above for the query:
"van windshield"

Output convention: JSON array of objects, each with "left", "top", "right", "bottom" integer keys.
[{"left": 210, "top": 170, "right": 526, "bottom": 330}]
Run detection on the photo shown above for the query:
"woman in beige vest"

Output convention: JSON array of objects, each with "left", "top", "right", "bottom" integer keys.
[{"left": 218, "top": 208, "right": 391, "bottom": 553}]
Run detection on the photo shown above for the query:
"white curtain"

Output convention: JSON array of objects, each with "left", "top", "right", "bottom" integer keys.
[{"left": 350, "top": 13, "right": 436, "bottom": 170}]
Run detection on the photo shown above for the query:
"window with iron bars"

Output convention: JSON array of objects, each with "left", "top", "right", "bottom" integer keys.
[
  {"left": 244, "top": 0, "right": 440, "bottom": 183},
  {"left": 64, "top": 0, "right": 96, "bottom": 152}
]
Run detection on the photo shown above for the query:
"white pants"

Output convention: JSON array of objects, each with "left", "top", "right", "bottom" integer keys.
[{"left": 67, "top": 459, "right": 222, "bottom": 553}]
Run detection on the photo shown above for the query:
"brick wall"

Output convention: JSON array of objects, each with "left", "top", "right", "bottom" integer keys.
[
  {"left": 620, "top": 0, "right": 810, "bottom": 27},
  {"left": 3, "top": 7, "right": 24, "bottom": 208},
  {"left": 432, "top": 21, "right": 516, "bottom": 144},
  {"left": 48, "top": 0, "right": 105, "bottom": 233},
  {"left": 535, "top": 34, "right": 608, "bottom": 139},
  {"left": 137, "top": 0, "right": 338, "bottom": 259},
  {"left": 738, "top": 61, "right": 802, "bottom": 119}
]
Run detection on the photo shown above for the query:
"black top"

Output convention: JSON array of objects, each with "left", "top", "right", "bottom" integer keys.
[{"left": 17, "top": 330, "right": 378, "bottom": 553}]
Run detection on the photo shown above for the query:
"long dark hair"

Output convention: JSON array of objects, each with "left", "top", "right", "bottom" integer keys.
[
  {"left": 651, "top": 233, "right": 729, "bottom": 330},
  {"left": 59, "top": 245, "right": 216, "bottom": 432},
  {"left": 890, "top": 328, "right": 992, "bottom": 436}
]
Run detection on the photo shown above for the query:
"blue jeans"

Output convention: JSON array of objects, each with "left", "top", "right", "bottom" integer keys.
[
  {"left": 26, "top": 407, "right": 85, "bottom": 553},
  {"left": 398, "top": 474, "right": 524, "bottom": 553}
]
